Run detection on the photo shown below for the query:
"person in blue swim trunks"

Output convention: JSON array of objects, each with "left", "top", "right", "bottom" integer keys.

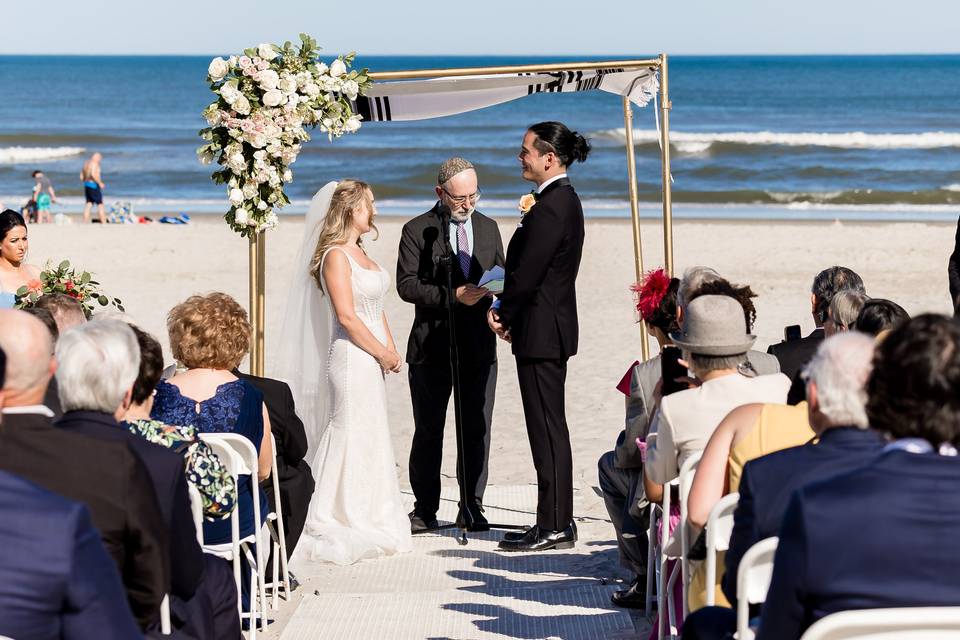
[
  {"left": 80, "top": 152, "right": 107, "bottom": 224},
  {"left": 31, "top": 170, "right": 57, "bottom": 224}
]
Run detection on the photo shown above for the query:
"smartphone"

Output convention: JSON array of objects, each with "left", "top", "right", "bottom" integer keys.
[
  {"left": 660, "top": 346, "right": 689, "bottom": 396},
  {"left": 784, "top": 324, "right": 802, "bottom": 342}
]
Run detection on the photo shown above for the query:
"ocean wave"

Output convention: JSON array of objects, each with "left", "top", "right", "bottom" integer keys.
[
  {"left": 0, "top": 146, "right": 86, "bottom": 164},
  {"left": 593, "top": 129, "right": 960, "bottom": 151},
  {"left": 943, "top": 183, "right": 960, "bottom": 192}
]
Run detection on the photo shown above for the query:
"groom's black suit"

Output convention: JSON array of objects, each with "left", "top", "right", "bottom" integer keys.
[
  {"left": 397, "top": 203, "right": 505, "bottom": 519},
  {"left": 498, "top": 176, "right": 583, "bottom": 531}
]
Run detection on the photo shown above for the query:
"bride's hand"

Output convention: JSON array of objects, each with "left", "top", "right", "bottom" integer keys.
[{"left": 378, "top": 349, "right": 402, "bottom": 374}]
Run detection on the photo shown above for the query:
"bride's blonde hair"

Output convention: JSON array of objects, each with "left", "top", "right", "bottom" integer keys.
[{"left": 309, "top": 179, "right": 378, "bottom": 293}]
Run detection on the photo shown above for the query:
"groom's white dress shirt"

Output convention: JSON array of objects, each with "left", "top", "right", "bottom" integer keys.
[{"left": 538, "top": 173, "right": 568, "bottom": 193}]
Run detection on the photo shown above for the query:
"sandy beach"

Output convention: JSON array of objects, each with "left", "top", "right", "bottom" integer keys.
[{"left": 22, "top": 214, "right": 955, "bottom": 492}]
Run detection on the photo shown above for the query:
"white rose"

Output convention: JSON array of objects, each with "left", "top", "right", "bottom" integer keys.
[
  {"left": 302, "top": 82, "right": 320, "bottom": 97},
  {"left": 341, "top": 79, "right": 359, "bottom": 100},
  {"left": 228, "top": 188, "right": 245, "bottom": 205},
  {"left": 314, "top": 62, "right": 329, "bottom": 75},
  {"left": 344, "top": 115, "right": 362, "bottom": 133},
  {"left": 262, "top": 89, "right": 284, "bottom": 107},
  {"left": 208, "top": 57, "right": 229, "bottom": 81},
  {"left": 257, "top": 200, "right": 268, "bottom": 211},
  {"left": 279, "top": 77, "right": 297, "bottom": 95},
  {"left": 228, "top": 55, "right": 238, "bottom": 69},
  {"left": 251, "top": 133, "right": 267, "bottom": 148},
  {"left": 257, "top": 43, "right": 278, "bottom": 60},
  {"left": 220, "top": 85, "right": 239, "bottom": 105},
  {"left": 282, "top": 169, "right": 293, "bottom": 182},
  {"left": 233, "top": 96, "right": 251, "bottom": 115},
  {"left": 242, "top": 183, "right": 257, "bottom": 199},
  {"left": 234, "top": 207, "right": 250, "bottom": 225},
  {"left": 329, "top": 59, "right": 347, "bottom": 78},
  {"left": 253, "top": 150, "right": 267, "bottom": 161},
  {"left": 259, "top": 69, "right": 280, "bottom": 90}
]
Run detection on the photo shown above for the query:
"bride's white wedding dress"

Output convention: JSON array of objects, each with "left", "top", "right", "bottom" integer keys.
[{"left": 277, "top": 182, "right": 411, "bottom": 568}]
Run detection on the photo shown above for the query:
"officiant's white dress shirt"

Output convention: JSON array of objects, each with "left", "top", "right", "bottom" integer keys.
[{"left": 448, "top": 215, "right": 474, "bottom": 256}]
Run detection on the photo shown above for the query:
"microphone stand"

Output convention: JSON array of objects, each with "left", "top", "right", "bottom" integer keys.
[{"left": 415, "top": 208, "right": 523, "bottom": 546}]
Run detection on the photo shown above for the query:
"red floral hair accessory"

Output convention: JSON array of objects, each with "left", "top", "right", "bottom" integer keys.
[{"left": 631, "top": 268, "right": 671, "bottom": 322}]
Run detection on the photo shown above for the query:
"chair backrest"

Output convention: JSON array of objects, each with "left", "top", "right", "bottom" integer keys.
[
  {"left": 198, "top": 432, "right": 262, "bottom": 544},
  {"left": 678, "top": 451, "right": 702, "bottom": 616},
  {"left": 187, "top": 484, "right": 204, "bottom": 546},
  {"left": 736, "top": 536, "right": 779, "bottom": 640},
  {"left": 800, "top": 607, "right": 960, "bottom": 640},
  {"left": 704, "top": 491, "right": 740, "bottom": 606}
]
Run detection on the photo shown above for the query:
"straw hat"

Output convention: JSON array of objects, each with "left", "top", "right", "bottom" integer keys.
[{"left": 670, "top": 295, "right": 756, "bottom": 356}]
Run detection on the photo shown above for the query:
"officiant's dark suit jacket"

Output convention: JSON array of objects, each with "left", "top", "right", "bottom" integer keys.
[
  {"left": 55, "top": 410, "right": 203, "bottom": 602},
  {"left": 757, "top": 449, "right": 960, "bottom": 639},
  {"left": 498, "top": 177, "right": 583, "bottom": 359},
  {"left": 396, "top": 203, "right": 504, "bottom": 366},
  {"left": 0, "top": 411, "right": 169, "bottom": 630},
  {"left": 236, "top": 370, "right": 314, "bottom": 555}
]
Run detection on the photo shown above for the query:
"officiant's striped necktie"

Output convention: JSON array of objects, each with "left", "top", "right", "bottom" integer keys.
[{"left": 456, "top": 221, "right": 471, "bottom": 278}]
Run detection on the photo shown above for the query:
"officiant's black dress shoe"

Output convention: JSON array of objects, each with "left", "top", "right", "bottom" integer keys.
[
  {"left": 497, "top": 522, "right": 577, "bottom": 552},
  {"left": 409, "top": 510, "right": 439, "bottom": 533},
  {"left": 503, "top": 519, "right": 577, "bottom": 543},
  {"left": 455, "top": 499, "right": 489, "bottom": 532},
  {"left": 611, "top": 575, "right": 647, "bottom": 609}
]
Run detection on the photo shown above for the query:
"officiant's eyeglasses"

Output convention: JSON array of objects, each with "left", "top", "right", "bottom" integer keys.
[{"left": 442, "top": 188, "right": 481, "bottom": 205}]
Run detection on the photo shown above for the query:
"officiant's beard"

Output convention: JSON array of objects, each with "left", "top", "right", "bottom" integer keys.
[{"left": 449, "top": 206, "right": 474, "bottom": 223}]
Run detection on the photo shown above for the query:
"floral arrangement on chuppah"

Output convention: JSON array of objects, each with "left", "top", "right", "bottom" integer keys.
[
  {"left": 15, "top": 259, "right": 124, "bottom": 318},
  {"left": 198, "top": 34, "right": 373, "bottom": 236}
]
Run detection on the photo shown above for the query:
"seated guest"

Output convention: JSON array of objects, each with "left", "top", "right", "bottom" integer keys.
[
  {"left": 767, "top": 266, "right": 865, "bottom": 403},
  {"left": 33, "top": 291, "right": 88, "bottom": 333},
  {"left": 824, "top": 289, "right": 868, "bottom": 337},
  {"left": 0, "top": 469, "right": 142, "bottom": 640},
  {"left": 600, "top": 268, "right": 680, "bottom": 608},
  {"left": 644, "top": 295, "right": 791, "bottom": 504},
  {"left": 152, "top": 293, "right": 272, "bottom": 548},
  {"left": 56, "top": 319, "right": 240, "bottom": 640},
  {"left": 758, "top": 315, "right": 960, "bottom": 639},
  {"left": 681, "top": 332, "right": 883, "bottom": 640},
  {"left": 123, "top": 324, "right": 237, "bottom": 521},
  {"left": 0, "top": 310, "right": 168, "bottom": 630},
  {"left": 684, "top": 400, "right": 814, "bottom": 610},
  {"left": 854, "top": 297, "right": 909, "bottom": 338},
  {"left": 235, "top": 364, "right": 314, "bottom": 557}
]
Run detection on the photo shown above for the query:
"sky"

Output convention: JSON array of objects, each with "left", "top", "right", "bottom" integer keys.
[{"left": 3, "top": 0, "right": 958, "bottom": 56}]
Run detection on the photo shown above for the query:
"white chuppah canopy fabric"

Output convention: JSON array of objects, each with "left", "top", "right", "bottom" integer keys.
[{"left": 354, "top": 65, "right": 659, "bottom": 122}]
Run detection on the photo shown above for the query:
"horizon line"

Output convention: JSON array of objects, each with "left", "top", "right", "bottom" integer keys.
[{"left": 1, "top": 51, "right": 959, "bottom": 58}]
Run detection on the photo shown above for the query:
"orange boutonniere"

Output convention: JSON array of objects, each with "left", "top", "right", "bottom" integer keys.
[{"left": 518, "top": 191, "right": 537, "bottom": 215}]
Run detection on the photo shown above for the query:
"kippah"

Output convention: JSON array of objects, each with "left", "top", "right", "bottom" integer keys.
[{"left": 437, "top": 157, "right": 475, "bottom": 185}]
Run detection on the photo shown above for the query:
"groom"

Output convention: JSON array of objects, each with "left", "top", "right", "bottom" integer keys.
[{"left": 488, "top": 121, "right": 591, "bottom": 552}]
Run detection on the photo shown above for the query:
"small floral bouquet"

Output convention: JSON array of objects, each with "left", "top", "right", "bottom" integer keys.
[
  {"left": 198, "top": 33, "right": 373, "bottom": 236},
  {"left": 15, "top": 259, "right": 124, "bottom": 318}
]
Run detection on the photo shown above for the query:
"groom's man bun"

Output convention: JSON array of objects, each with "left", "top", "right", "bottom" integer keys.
[
  {"left": 438, "top": 157, "right": 475, "bottom": 185},
  {"left": 528, "top": 121, "right": 591, "bottom": 167}
]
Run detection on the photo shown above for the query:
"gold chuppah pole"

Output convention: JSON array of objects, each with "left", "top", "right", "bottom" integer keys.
[
  {"left": 622, "top": 96, "right": 650, "bottom": 361},
  {"left": 248, "top": 232, "right": 266, "bottom": 377},
  {"left": 658, "top": 53, "right": 675, "bottom": 276}
]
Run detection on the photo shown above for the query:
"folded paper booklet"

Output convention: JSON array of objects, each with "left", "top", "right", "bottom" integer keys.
[{"left": 478, "top": 265, "right": 504, "bottom": 294}]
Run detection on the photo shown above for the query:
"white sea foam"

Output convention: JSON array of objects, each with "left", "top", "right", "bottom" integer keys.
[
  {"left": 0, "top": 146, "right": 86, "bottom": 164},
  {"left": 595, "top": 129, "right": 960, "bottom": 150},
  {"left": 943, "top": 183, "right": 960, "bottom": 192}
]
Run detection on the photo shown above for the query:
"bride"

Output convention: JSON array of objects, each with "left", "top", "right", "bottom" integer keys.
[{"left": 276, "top": 180, "right": 412, "bottom": 566}]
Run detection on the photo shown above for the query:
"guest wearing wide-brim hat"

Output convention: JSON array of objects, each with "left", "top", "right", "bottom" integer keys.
[{"left": 644, "top": 294, "right": 792, "bottom": 503}]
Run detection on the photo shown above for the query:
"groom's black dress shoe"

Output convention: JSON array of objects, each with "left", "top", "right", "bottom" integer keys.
[
  {"left": 455, "top": 499, "right": 490, "bottom": 532},
  {"left": 503, "top": 519, "right": 577, "bottom": 543},
  {"left": 611, "top": 575, "right": 647, "bottom": 609},
  {"left": 497, "top": 522, "right": 577, "bottom": 552},
  {"left": 409, "top": 510, "right": 439, "bottom": 533}
]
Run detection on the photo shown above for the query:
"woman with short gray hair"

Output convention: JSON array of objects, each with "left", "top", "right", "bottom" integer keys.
[{"left": 55, "top": 319, "right": 140, "bottom": 415}]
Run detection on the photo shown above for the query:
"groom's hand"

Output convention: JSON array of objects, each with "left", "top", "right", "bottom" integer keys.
[
  {"left": 457, "top": 284, "right": 489, "bottom": 306},
  {"left": 486, "top": 308, "right": 511, "bottom": 342}
]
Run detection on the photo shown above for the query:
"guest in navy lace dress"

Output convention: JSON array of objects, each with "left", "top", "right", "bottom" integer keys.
[{"left": 151, "top": 292, "right": 273, "bottom": 546}]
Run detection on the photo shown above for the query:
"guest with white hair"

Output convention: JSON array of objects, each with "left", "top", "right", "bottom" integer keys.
[
  {"left": 0, "top": 310, "right": 168, "bottom": 630},
  {"left": 681, "top": 331, "right": 884, "bottom": 640},
  {"left": 54, "top": 319, "right": 239, "bottom": 640}
]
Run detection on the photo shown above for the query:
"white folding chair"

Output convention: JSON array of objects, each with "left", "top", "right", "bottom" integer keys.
[
  {"left": 659, "top": 451, "right": 702, "bottom": 640},
  {"left": 800, "top": 607, "right": 960, "bottom": 640},
  {"left": 644, "top": 433, "right": 659, "bottom": 618},
  {"left": 736, "top": 536, "right": 779, "bottom": 640},
  {"left": 262, "top": 433, "right": 291, "bottom": 610},
  {"left": 200, "top": 433, "right": 268, "bottom": 637},
  {"left": 704, "top": 491, "right": 740, "bottom": 606},
  {"left": 187, "top": 484, "right": 204, "bottom": 545}
]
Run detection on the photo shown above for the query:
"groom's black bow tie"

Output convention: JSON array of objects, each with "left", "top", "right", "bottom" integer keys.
[{"left": 532, "top": 190, "right": 541, "bottom": 202}]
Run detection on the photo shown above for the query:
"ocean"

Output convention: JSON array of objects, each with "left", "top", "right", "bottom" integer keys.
[{"left": 1, "top": 54, "right": 959, "bottom": 221}]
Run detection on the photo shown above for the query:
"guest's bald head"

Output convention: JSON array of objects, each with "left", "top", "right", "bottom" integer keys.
[
  {"left": 0, "top": 310, "right": 55, "bottom": 401},
  {"left": 34, "top": 293, "right": 87, "bottom": 334}
]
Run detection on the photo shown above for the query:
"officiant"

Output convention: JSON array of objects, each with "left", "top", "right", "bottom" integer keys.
[{"left": 397, "top": 157, "right": 505, "bottom": 533}]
